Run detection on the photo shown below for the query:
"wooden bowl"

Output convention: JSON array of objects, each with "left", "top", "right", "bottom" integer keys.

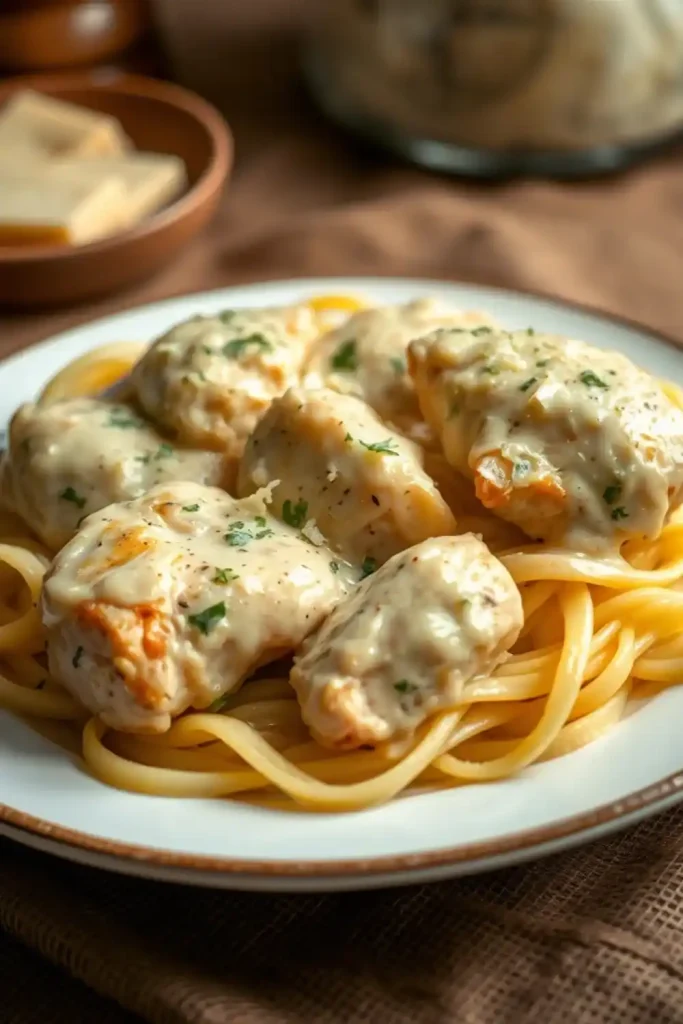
[
  {"left": 0, "top": 2, "right": 149, "bottom": 72},
  {"left": 0, "top": 71, "right": 233, "bottom": 308}
]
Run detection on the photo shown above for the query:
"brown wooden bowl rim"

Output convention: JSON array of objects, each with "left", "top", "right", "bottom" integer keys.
[{"left": 0, "top": 70, "right": 233, "bottom": 264}]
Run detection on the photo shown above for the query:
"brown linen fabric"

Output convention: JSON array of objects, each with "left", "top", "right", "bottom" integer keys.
[{"left": 3, "top": 2, "right": 683, "bottom": 1022}]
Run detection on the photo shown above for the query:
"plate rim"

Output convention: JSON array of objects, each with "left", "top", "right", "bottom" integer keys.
[{"left": 2, "top": 274, "right": 683, "bottom": 884}]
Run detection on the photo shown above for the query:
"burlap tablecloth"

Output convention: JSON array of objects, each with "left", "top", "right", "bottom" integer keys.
[{"left": 3, "top": 4, "right": 683, "bottom": 1022}]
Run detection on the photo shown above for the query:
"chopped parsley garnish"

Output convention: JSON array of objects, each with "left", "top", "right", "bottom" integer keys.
[
  {"left": 224, "top": 520, "right": 273, "bottom": 547},
  {"left": 390, "top": 356, "right": 406, "bottom": 375},
  {"left": 135, "top": 454, "right": 151, "bottom": 464},
  {"left": 282, "top": 499, "right": 308, "bottom": 528},
  {"left": 212, "top": 568, "right": 239, "bottom": 585},
  {"left": 255, "top": 516, "right": 267, "bottom": 528},
  {"left": 394, "top": 680, "right": 418, "bottom": 695},
  {"left": 344, "top": 432, "right": 353, "bottom": 443},
  {"left": 107, "top": 410, "right": 144, "bottom": 429},
  {"left": 360, "top": 556, "right": 377, "bottom": 579},
  {"left": 72, "top": 646, "right": 84, "bottom": 669},
  {"left": 519, "top": 377, "right": 537, "bottom": 392},
  {"left": 225, "top": 528, "right": 254, "bottom": 547},
  {"left": 187, "top": 601, "right": 226, "bottom": 635},
  {"left": 154, "top": 443, "right": 174, "bottom": 460},
  {"left": 472, "top": 326, "right": 492, "bottom": 336},
  {"left": 330, "top": 561, "right": 340, "bottom": 574},
  {"left": 218, "top": 309, "right": 237, "bottom": 323},
  {"left": 536, "top": 359, "right": 549, "bottom": 367},
  {"left": 60, "top": 486, "right": 86, "bottom": 509},
  {"left": 359, "top": 437, "right": 399, "bottom": 456},
  {"left": 481, "top": 364, "right": 500, "bottom": 375},
  {"left": 331, "top": 339, "right": 358, "bottom": 371},
  {"left": 611, "top": 507, "right": 629, "bottom": 521},
  {"left": 182, "top": 504, "right": 200, "bottom": 512},
  {"left": 603, "top": 484, "right": 622, "bottom": 506},
  {"left": 579, "top": 370, "right": 609, "bottom": 389},
  {"left": 222, "top": 334, "right": 273, "bottom": 359},
  {"left": 527, "top": 328, "right": 536, "bottom": 336}
]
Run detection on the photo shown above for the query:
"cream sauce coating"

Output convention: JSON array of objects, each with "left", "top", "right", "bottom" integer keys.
[
  {"left": 1, "top": 398, "right": 227, "bottom": 552},
  {"left": 130, "top": 304, "right": 320, "bottom": 457},
  {"left": 291, "top": 534, "right": 522, "bottom": 749},
  {"left": 237, "top": 386, "right": 457, "bottom": 567},
  {"left": 302, "top": 298, "right": 494, "bottom": 445},
  {"left": 42, "top": 482, "right": 354, "bottom": 733},
  {"left": 409, "top": 326, "right": 683, "bottom": 551}
]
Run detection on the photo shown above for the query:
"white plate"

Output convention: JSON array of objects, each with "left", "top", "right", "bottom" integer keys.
[{"left": 2, "top": 276, "right": 683, "bottom": 893}]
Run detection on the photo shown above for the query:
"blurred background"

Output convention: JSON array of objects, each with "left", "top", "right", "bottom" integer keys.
[{"left": 1, "top": 0, "right": 683, "bottom": 341}]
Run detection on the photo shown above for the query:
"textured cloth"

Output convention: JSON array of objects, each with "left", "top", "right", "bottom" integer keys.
[{"left": 3, "top": 2, "right": 683, "bottom": 1022}]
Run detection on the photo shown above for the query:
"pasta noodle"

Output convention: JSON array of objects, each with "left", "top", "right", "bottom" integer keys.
[{"left": 1, "top": 295, "right": 682, "bottom": 812}]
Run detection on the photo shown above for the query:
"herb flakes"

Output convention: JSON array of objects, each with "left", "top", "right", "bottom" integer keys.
[{"left": 187, "top": 601, "right": 226, "bottom": 635}]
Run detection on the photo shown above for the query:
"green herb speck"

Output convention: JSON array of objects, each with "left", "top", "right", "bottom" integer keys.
[
  {"left": 60, "top": 486, "right": 86, "bottom": 509},
  {"left": 182, "top": 504, "right": 200, "bottom": 512},
  {"left": 72, "top": 646, "right": 84, "bottom": 668},
  {"left": 187, "top": 601, "right": 226, "bottom": 635},
  {"left": 519, "top": 377, "right": 537, "bottom": 392},
  {"left": 611, "top": 506, "right": 629, "bottom": 521},
  {"left": 331, "top": 339, "right": 358, "bottom": 371},
  {"left": 154, "top": 443, "right": 174, "bottom": 460},
  {"left": 223, "top": 334, "right": 273, "bottom": 359},
  {"left": 225, "top": 529, "right": 253, "bottom": 547},
  {"left": 107, "top": 410, "right": 144, "bottom": 429},
  {"left": 330, "top": 561, "right": 340, "bottom": 574},
  {"left": 579, "top": 370, "right": 609, "bottom": 389},
  {"left": 359, "top": 438, "right": 399, "bottom": 456},
  {"left": 394, "top": 680, "right": 418, "bottom": 695},
  {"left": 361, "top": 556, "right": 377, "bottom": 579},
  {"left": 390, "top": 356, "right": 406, "bottom": 375},
  {"left": 603, "top": 484, "right": 622, "bottom": 506},
  {"left": 212, "top": 568, "right": 239, "bottom": 585},
  {"left": 283, "top": 499, "right": 308, "bottom": 528}
]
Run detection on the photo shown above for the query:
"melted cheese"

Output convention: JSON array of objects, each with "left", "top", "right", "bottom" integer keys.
[
  {"left": 409, "top": 326, "right": 683, "bottom": 551},
  {"left": 42, "top": 482, "right": 354, "bottom": 733},
  {"left": 2, "top": 398, "right": 227, "bottom": 551},
  {"left": 303, "top": 298, "right": 494, "bottom": 444},
  {"left": 130, "top": 305, "right": 320, "bottom": 457},
  {"left": 291, "top": 534, "right": 522, "bottom": 748},
  {"left": 237, "top": 386, "right": 457, "bottom": 566}
]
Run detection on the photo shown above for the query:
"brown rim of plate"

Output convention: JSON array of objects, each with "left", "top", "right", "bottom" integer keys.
[
  {"left": 1, "top": 279, "right": 682, "bottom": 880},
  {"left": 0, "top": 71, "right": 232, "bottom": 262}
]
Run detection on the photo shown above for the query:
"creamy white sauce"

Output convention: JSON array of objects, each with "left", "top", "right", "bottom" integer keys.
[
  {"left": 410, "top": 326, "right": 683, "bottom": 551},
  {"left": 131, "top": 304, "right": 320, "bottom": 458},
  {"left": 2, "top": 398, "right": 227, "bottom": 551},
  {"left": 238, "top": 386, "right": 457, "bottom": 566},
  {"left": 303, "top": 298, "right": 494, "bottom": 445},
  {"left": 42, "top": 482, "right": 354, "bottom": 733},
  {"left": 291, "top": 534, "right": 522, "bottom": 748}
]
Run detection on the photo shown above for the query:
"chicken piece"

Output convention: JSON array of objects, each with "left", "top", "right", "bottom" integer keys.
[
  {"left": 291, "top": 534, "right": 522, "bottom": 749},
  {"left": 130, "top": 304, "right": 320, "bottom": 457},
  {"left": 409, "top": 326, "right": 683, "bottom": 551},
  {"left": 1, "top": 398, "right": 227, "bottom": 552},
  {"left": 302, "top": 298, "right": 494, "bottom": 445},
  {"left": 237, "top": 386, "right": 457, "bottom": 567},
  {"left": 42, "top": 482, "right": 354, "bottom": 733}
]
